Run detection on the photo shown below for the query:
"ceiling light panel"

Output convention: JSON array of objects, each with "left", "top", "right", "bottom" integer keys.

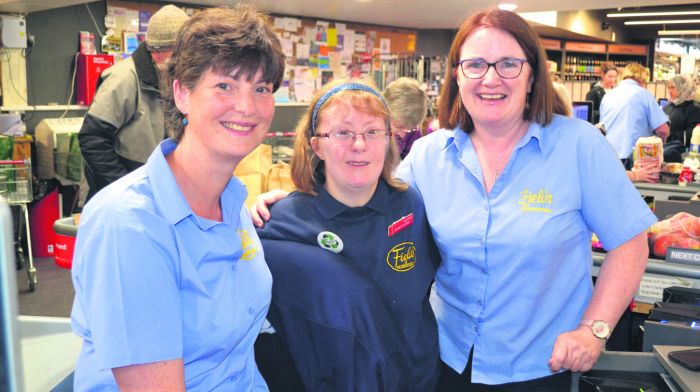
[
  {"left": 625, "top": 19, "right": 700, "bottom": 25},
  {"left": 608, "top": 11, "right": 700, "bottom": 18}
]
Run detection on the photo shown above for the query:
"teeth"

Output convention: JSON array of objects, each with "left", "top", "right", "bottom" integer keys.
[
  {"left": 348, "top": 162, "right": 368, "bottom": 166},
  {"left": 479, "top": 94, "right": 505, "bottom": 99},
  {"left": 222, "top": 122, "right": 253, "bottom": 132}
]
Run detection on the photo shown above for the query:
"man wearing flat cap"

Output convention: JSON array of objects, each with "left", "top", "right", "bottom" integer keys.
[{"left": 78, "top": 4, "right": 189, "bottom": 204}]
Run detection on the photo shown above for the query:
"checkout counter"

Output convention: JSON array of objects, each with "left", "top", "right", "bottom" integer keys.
[
  {"left": 574, "top": 253, "right": 700, "bottom": 391},
  {"left": 635, "top": 182, "right": 700, "bottom": 202},
  {"left": 42, "top": 190, "right": 700, "bottom": 391}
]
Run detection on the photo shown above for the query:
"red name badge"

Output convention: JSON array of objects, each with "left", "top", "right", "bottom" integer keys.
[{"left": 388, "top": 213, "right": 414, "bottom": 237}]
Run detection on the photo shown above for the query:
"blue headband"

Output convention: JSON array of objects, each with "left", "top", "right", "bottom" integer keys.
[{"left": 310, "top": 82, "right": 390, "bottom": 135}]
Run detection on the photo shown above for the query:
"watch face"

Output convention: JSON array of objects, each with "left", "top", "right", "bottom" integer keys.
[{"left": 591, "top": 320, "right": 610, "bottom": 339}]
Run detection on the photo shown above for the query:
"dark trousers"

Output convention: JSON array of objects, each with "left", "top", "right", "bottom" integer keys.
[{"left": 437, "top": 352, "right": 572, "bottom": 392}]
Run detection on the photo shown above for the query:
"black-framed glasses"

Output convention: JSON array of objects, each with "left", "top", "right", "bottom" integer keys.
[
  {"left": 458, "top": 58, "right": 528, "bottom": 79},
  {"left": 316, "top": 129, "right": 391, "bottom": 143}
]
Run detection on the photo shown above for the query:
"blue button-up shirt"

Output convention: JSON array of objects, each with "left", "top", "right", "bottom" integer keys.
[
  {"left": 601, "top": 78, "right": 668, "bottom": 159},
  {"left": 396, "top": 115, "right": 656, "bottom": 384},
  {"left": 71, "top": 139, "right": 271, "bottom": 391}
]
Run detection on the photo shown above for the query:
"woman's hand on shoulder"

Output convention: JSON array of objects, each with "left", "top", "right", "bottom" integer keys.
[
  {"left": 250, "top": 189, "right": 290, "bottom": 228},
  {"left": 548, "top": 325, "right": 605, "bottom": 373}
]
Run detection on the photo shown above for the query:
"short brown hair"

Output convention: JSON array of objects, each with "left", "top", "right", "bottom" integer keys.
[
  {"left": 600, "top": 61, "right": 617, "bottom": 76},
  {"left": 162, "top": 5, "right": 285, "bottom": 142},
  {"left": 291, "top": 79, "right": 407, "bottom": 195},
  {"left": 438, "top": 8, "right": 556, "bottom": 133}
]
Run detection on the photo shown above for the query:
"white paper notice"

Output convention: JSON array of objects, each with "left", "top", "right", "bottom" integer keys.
[
  {"left": 354, "top": 33, "right": 366, "bottom": 52},
  {"left": 284, "top": 17, "right": 300, "bottom": 32},
  {"left": 296, "top": 43, "right": 310, "bottom": 60},
  {"left": 280, "top": 38, "right": 294, "bottom": 58},
  {"left": 637, "top": 273, "right": 693, "bottom": 303}
]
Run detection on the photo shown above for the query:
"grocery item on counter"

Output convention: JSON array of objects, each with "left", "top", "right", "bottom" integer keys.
[
  {"left": 679, "top": 166, "right": 695, "bottom": 186},
  {"left": 634, "top": 136, "right": 663, "bottom": 183},
  {"left": 648, "top": 212, "right": 700, "bottom": 258}
]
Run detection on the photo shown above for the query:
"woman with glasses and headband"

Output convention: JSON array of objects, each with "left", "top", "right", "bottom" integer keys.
[
  {"left": 255, "top": 79, "right": 440, "bottom": 391},
  {"left": 395, "top": 9, "right": 653, "bottom": 390}
]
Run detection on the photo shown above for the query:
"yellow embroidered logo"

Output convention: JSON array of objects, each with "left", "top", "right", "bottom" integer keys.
[
  {"left": 518, "top": 188, "right": 553, "bottom": 213},
  {"left": 237, "top": 229, "right": 257, "bottom": 261},
  {"left": 386, "top": 242, "right": 416, "bottom": 272}
]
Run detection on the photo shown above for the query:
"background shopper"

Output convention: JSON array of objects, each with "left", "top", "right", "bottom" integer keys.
[
  {"left": 586, "top": 61, "right": 618, "bottom": 124},
  {"left": 384, "top": 77, "right": 428, "bottom": 158},
  {"left": 600, "top": 63, "right": 669, "bottom": 169},
  {"left": 78, "top": 4, "right": 189, "bottom": 203},
  {"left": 663, "top": 74, "right": 700, "bottom": 162}
]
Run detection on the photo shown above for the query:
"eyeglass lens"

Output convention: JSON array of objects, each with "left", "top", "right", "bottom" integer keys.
[{"left": 460, "top": 59, "right": 525, "bottom": 79}]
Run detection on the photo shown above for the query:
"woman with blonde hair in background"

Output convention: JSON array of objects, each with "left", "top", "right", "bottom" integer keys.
[{"left": 384, "top": 77, "right": 429, "bottom": 158}]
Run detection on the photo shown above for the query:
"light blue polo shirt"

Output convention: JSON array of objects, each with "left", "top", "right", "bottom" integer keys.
[
  {"left": 600, "top": 79, "right": 668, "bottom": 159},
  {"left": 71, "top": 139, "right": 271, "bottom": 391},
  {"left": 396, "top": 115, "right": 656, "bottom": 384}
]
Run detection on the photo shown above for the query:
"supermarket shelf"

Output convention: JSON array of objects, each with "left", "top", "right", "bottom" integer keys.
[{"left": 1, "top": 105, "right": 88, "bottom": 112}]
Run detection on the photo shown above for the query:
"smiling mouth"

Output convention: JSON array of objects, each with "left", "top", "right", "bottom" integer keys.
[
  {"left": 478, "top": 93, "right": 507, "bottom": 100},
  {"left": 222, "top": 122, "right": 255, "bottom": 132},
  {"left": 347, "top": 161, "right": 369, "bottom": 167}
]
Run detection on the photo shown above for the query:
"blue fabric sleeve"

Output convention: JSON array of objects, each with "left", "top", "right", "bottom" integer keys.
[
  {"left": 578, "top": 131, "right": 656, "bottom": 250},
  {"left": 79, "top": 216, "right": 184, "bottom": 371}
]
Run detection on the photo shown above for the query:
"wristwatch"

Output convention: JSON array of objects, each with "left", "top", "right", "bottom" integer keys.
[{"left": 581, "top": 319, "right": 611, "bottom": 340}]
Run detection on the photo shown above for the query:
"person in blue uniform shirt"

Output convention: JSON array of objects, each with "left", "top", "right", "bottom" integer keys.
[
  {"left": 254, "top": 79, "right": 440, "bottom": 391},
  {"left": 399, "top": 9, "right": 654, "bottom": 390},
  {"left": 70, "top": 6, "right": 285, "bottom": 391},
  {"left": 253, "top": 9, "right": 655, "bottom": 391},
  {"left": 600, "top": 63, "right": 669, "bottom": 169}
]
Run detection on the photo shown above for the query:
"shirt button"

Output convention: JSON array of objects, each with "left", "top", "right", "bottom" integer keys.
[
  {"left": 483, "top": 203, "right": 488, "bottom": 210},
  {"left": 473, "top": 325, "right": 478, "bottom": 332},
  {"left": 481, "top": 268, "right": 486, "bottom": 274},
  {"left": 479, "top": 238, "right": 484, "bottom": 245},
  {"left": 248, "top": 307, "right": 255, "bottom": 315},
  {"left": 477, "top": 299, "right": 483, "bottom": 306}
]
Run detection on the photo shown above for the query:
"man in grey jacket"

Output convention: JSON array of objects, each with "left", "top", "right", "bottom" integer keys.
[{"left": 78, "top": 4, "right": 188, "bottom": 203}]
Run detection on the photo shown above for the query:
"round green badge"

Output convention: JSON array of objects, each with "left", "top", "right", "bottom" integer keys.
[{"left": 317, "top": 231, "right": 344, "bottom": 253}]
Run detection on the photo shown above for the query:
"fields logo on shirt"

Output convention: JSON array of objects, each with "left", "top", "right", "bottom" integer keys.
[
  {"left": 237, "top": 229, "right": 258, "bottom": 261},
  {"left": 386, "top": 242, "right": 416, "bottom": 272},
  {"left": 518, "top": 188, "right": 553, "bottom": 213},
  {"left": 317, "top": 231, "right": 344, "bottom": 253}
]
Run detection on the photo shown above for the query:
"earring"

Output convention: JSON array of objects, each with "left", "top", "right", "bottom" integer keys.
[{"left": 182, "top": 117, "right": 188, "bottom": 125}]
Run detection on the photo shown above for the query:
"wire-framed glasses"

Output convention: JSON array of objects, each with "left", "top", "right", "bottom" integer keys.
[
  {"left": 316, "top": 129, "right": 390, "bottom": 143},
  {"left": 458, "top": 58, "right": 528, "bottom": 79}
]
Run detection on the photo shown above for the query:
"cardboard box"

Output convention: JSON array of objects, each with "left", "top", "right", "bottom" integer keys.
[
  {"left": 12, "top": 135, "right": 32, "bottom": 161},
  {"left": 34, "top": 117, "right": 83, "bottom": 182}
]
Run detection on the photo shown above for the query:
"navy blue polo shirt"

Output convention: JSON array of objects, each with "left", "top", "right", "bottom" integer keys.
[{"left": 257, "top": 179, "right": 440, "bottom": 391}]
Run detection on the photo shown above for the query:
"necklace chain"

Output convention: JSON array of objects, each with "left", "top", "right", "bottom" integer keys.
[{"left": 473, "top": 131, "right": 520, "bottom": 183}]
